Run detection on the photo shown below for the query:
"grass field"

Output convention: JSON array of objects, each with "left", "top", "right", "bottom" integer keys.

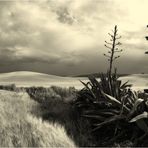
[{"left": 0, "top": 90, "right": 75, "bottom": 147}]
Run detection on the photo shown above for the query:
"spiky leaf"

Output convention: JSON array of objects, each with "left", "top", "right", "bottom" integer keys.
[{"left": 129, "top": 112, "right": 148, "bottom": 123}]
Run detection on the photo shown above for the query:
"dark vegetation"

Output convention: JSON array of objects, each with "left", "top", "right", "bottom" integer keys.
[
  {"left": 0, "top": 84, "right": 18, "bottom": 92},
  {"left": 75, "top": 73, "right": 129, "bottom": 78},
  {"left": 74, "top": 71, "right": 148, "bottom": 146}
]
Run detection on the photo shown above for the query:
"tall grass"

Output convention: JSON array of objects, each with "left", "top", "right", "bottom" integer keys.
[
  {"left": 0, "top": 85, "right": 93, "bottom": 146},
  {"left": 0, "top": 90, "right": 75, "bottom": 147},
  {"left": 24, "top": 86, "right": 96, "bottom": 146}
]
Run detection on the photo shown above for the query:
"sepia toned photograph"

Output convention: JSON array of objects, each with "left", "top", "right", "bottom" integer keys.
[{"left": 0, "top": 0, "right": 148, "bottom": 147}]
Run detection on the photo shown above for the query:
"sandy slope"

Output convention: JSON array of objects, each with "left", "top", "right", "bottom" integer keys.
[
  {"left": 0, "top": 71, "right": 86, "bottom": 88},
  {"left": 119, "top": 74, "right": 148, "bottom": 90},
  {"left": 0, "top": 71, "right": 147, "bottom": 90}
]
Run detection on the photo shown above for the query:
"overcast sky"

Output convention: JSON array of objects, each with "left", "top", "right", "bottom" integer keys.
[{"left": 0, "top": 0, "right": 148, "bottom": 76}]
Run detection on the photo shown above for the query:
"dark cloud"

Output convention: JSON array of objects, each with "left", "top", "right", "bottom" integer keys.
[
  {"left": 0, "top": 0, "right": 147, "bottom": 75},
  {"left": 0, "top": 48, "right": 60, "bottom": 65},
  {"left": 56, "top": 7, "right": 77, "bottom": 25}
]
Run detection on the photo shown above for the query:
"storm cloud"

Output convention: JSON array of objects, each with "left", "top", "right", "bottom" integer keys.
[{"left": 0, "top": 0, "right": 147, "bottom": 75}]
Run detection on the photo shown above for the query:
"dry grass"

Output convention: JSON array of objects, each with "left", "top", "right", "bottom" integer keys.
[{"left": 0, "top": 90, "right": 75, "bottom": 147}]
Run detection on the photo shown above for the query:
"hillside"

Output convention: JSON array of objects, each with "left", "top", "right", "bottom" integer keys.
[
  {"left": 0, "top": 71, "right": 70, "bottom": 82},
  {"left": 0, "top": 71, "right": 86, "bottom": 88},
  {"left": 0, "top": 71, "right": 147, "bottom": 90},
  {"left": 119, "top": 74, "right": 148, "bottom": 90}
]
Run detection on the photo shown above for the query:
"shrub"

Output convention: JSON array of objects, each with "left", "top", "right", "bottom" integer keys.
[
  {"left": 25, "top": 86, "right": 94, "bottom": 147},
  {"left": 26, "top": 86, "right": 76, "bottom": 103},
  {"left": 51, "top": 86, "right": 76, "bottom": 98},
  {"left": 73, "top": 72, "right": 148, "bottom": 146},
  {"left": 0, "top": 84, "right": 17, "bottom": 91},
  {"left": 39, "top": 92, "right": 96, "bottom": 147}
]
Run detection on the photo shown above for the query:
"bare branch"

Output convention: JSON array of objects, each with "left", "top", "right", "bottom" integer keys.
[
  {"left": 113, "top": 56, "right": 120, "bottom": 60},
  {"left": 114, "top": 49, "right": 123, "bottom": 53},
  {"left": 108, "top": 33, "right": 114, "bottom": 38},
  {"left": 115, "top": 42, "right": 122, "bottom": 46},
  {"left": 115, "top": 48, "right": 118, "bottom": 50},
  {"left": 105, "top": 41, "right": 112, "bottom": 45},
  {"left": 103, "top": 54, "right": 110, "bottom": 58},
  {"left": 116, "top": 36, "right": 122, "bottom": 39},
  {"left": 104, "top": 44, "right": 112, "bottom": 49},
  {"left": 115, "top": 25, "right": 118, "bottom": 31},
  {"left": 104, "top": 25, "right": 122, "bottom": 76}
]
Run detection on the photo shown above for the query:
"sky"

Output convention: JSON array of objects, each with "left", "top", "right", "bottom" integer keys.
[{"left": 0, "top": 0, "right": 148, "bottom": 76}]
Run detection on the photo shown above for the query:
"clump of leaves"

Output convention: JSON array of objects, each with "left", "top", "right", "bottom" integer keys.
[
  {"left": 74, "top": 71, "right": 148, "bottom": 146},
  {"left": 75, "top": 70, "right": 131, "bottom": 111}
]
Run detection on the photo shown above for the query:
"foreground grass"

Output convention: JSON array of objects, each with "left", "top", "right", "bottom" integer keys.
[
  {"left": 0, "top": 90, "right": 75, "bottom": 147},
  {"left": 1, "top": 84, "right": 148, "bottom": 147},
  {"left": 0, "top": 85, "right": 133, "bottom": 147},
  {"left": 23, "top": 86, "right": 97, "bottom": 146}
]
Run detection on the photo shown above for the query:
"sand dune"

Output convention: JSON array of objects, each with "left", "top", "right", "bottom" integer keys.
[
  {"left": 119, "top": 74, "right": 148, "bottom": 90},
  {"left": 0, "top": 71, "right": 86, "bottom": 88},
  {"left": 0, "top": 71, "right": 147, "bottom": 90},
  {"left": 0, "top": 71, "right": 72, "bottom": 82}
]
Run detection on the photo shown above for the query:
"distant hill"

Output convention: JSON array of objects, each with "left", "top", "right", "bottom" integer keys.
[
  {"left": 119, "top": 74, "right": 148, "bottom": 90},
  {"left": 0, "top": 71, "right": 86, "bottom": 88},
  {"left": 0, "top": 71, "right": 70, "bottom": 82},
  {"left": 0, "top": 71, "right": 147, "bottom": 90}
]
